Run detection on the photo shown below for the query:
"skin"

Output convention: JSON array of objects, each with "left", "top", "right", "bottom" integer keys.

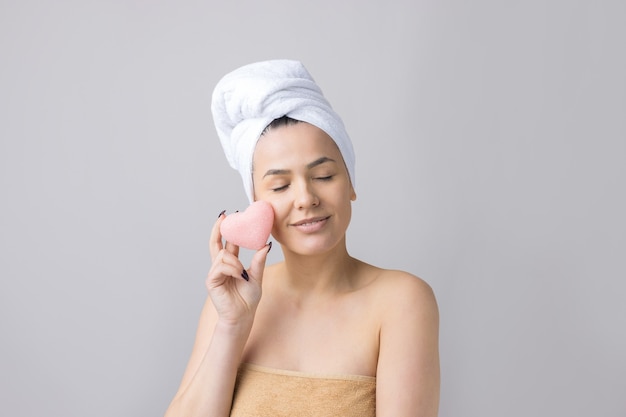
[{"left": 165, "top": 122, "right": 440, "bottom": 417}]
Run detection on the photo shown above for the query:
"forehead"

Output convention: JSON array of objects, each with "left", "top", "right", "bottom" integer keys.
[{"left": 253, "top": 122, "right": 344, "bottom": 168}]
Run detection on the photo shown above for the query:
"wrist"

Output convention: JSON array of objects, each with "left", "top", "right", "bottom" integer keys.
[{"left": 214, "top": 316, "right": 254, "bottom": 339}]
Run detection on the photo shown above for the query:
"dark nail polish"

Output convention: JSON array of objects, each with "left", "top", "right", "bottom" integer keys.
[
  {"left": 241, "top": 270, "right": 250, "bottom": 281},
  {"left": 217, "top": 210, "right": 226, "bottom": 218},
  {"left": 267, "top": 241, "right": 272, "bottom": 253}
]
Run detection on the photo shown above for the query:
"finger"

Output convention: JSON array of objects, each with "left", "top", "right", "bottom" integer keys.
[
  {"left": 206, "top": 250, "right": 246, "bottom": 287},
  {"left": 225, "top": 240, "right": 240, "bottom": 258},
  {"left": 209, "top": 210, "right": 226, "bottom": 260},
  {"left": 247, "top": 241, "right": 272, "bottom": 284},
  {"left": 206, "top": 262, "right": 249, "bottom": 290},
  {"left": 219, "top": 249, "right": 244, "bottom": 272}
]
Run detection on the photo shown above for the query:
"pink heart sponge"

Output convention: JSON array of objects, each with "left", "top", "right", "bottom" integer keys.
[{"left": 220, "top": 201, "right": 274, "bottom": 250}]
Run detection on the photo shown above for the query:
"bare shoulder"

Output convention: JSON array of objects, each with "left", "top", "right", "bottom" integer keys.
[
  {"left": 365, "top": 265, "right": 438, "bottom": 316},
  {"left": 367, "top": 266, "right": 440, "bottom": 415}
]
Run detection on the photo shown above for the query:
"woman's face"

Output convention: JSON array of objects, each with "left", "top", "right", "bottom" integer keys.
[{"left": 252, "top": 122, "right": 356, "bottom": 256}]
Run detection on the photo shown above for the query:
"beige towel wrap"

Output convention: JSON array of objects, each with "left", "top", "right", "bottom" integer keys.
[{"left": 230, "top": 363, "right": 376, "bottom": 417}]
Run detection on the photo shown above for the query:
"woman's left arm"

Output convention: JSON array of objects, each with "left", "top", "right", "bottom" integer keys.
[{"left": 376, "top": 273, "right": 440, "bottom": 417}]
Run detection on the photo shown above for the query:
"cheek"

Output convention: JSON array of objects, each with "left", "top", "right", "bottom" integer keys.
[
  {"left": 266, "top": 199, "right": 289, "bottom": 226},
  {"left": 269, "top": 203, "right": 290, "bottom": 242}
]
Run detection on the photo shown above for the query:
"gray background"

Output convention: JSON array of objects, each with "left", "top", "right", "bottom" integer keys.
[{"left": 1, "top": 1, "right": 624, "bottom": 416}]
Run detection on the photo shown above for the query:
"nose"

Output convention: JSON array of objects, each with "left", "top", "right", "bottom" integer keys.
[{"left": 293, "top": 179, "right": 319, "bottom": 209}]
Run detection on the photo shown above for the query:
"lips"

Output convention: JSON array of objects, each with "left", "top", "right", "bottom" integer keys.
[{"left": 290, "top": 216, "right": 330, "bottom": 227}]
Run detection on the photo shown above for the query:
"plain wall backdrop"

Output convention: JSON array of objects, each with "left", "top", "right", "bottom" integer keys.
[{"left": 1, "top": 1, "right": 624, "bottom": 416}]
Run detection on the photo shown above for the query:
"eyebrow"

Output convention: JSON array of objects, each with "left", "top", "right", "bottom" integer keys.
[{"left": 262, "top": 156, "right": 336, "bottom": 178}]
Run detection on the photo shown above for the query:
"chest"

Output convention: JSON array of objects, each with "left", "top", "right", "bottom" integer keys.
[{"left": 242, "top": 292, "right": 380, "bottom": 377}]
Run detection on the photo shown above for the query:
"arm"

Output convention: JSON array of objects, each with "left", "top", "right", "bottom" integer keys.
[
  {"left": 376, "top": 273, "right": 440, "bottom": 417},
  {"left": 165, "top": 214, "right": 271, "bottom": 417}
]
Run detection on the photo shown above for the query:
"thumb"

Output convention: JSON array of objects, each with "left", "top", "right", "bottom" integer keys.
[{"left": 248, "top": 242, "right": 272, "bottom": 283}]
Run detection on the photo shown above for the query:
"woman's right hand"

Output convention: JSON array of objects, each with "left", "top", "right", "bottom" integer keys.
[{"left": 205, "top": 211, "right": 271, "bottom": 326}]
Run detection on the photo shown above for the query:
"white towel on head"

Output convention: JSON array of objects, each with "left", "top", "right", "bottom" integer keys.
[{"left": 211, "top": 59, "right": 356, "bottom": 202}]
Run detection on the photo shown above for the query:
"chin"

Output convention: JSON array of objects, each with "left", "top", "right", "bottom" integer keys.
[{"left": 282, "top": 235, "right": 344, "bottom": 256}]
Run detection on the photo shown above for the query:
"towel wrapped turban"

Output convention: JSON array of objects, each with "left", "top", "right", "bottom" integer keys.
[{"left": 211, "top": 59, "right": 356, "bottom": 202}]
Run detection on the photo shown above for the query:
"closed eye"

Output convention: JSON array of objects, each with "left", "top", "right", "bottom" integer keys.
[
  {"left": 271, "top": 184, "right": 289, "bottom": 192},
  {"left": 315, "top": 175, "right": 334, "bottom": 181}
]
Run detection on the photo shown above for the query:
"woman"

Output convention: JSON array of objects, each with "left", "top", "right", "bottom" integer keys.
[{"left": 165, "top": 60, "right": 439, "bottom": 416}]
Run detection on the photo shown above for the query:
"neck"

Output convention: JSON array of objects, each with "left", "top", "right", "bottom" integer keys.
[{"left": 278, "top": 239, "right": 357, "bottom": 296}]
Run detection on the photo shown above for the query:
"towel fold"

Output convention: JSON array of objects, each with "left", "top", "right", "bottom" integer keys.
[{"left": 211, "top": 59, "right": 356, "bottom": 202}]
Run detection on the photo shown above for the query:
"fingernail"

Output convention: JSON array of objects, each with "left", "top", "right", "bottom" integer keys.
[
  {"left": 241, "top": 270, "right": 249, "bottom": 281},
  {"left": 217, "top": 210, "right": 226, "bottom": 218},
  {"left": 267, "top": 241, "right": 272, "bottom": 253}
]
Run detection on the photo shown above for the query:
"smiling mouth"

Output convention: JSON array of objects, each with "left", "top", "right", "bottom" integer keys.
[{"left": 291, "top": 216, "right": 330, "bottom": 227}]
